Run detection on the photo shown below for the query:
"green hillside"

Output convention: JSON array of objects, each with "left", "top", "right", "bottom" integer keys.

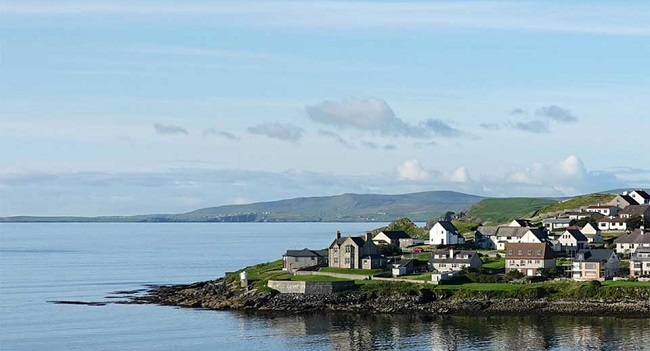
[
  {"left": 465, "top": 197, "right": 558, "bottom": 225},
  {"left": 538, "top": 193, "right": 616, "bottom": 214}
]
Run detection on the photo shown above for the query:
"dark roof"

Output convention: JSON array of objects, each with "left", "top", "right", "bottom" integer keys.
[
  {"left": 597, "top": 217, "right": 627, "bottom": 223},
  {"left": 482, "top": 226, "right": 531, "bottom": 238},
  {"left": 284, "top": 248, "right": 327, "bottom": 258},
  {"left": 377, "top": 230, "right": 411, "bottom": 240},
  {"left": 505, "top": 243, "right": 556, "bottom": 260},
  {"left": 617, "top": 194, "right": 637, "bottom": 204},
  {"left": 361, "top": 253, "right": 385, "bottom": 260},
  {"left": 614, "top": 229, "right": 650, "bottom": 244},
  {"left": 632, "top": 190, "right": 650, "bottom": 200},
  {"left": 542, "top": 218, "right": 572, "bottom": 224},
  {"left": 619, "top": 204, "right": 650, "bottom": 216},
  {"left": 563, "top": 229, "right": 588, "bottom": 242},
  {"left": 588, "top": 205, "right": 615, "bottom": 209},
  {"left": 435, "top": 221, "right": 458, "bottom": 232},
  {"left": 330, "top": 236, "right": 366, "bottom": 247},
  {"left": 574, "top": 249, "right": 615, "bottom": 262},
  {"left": 394, "top": 259, "right": 415, "bottom": 268}
]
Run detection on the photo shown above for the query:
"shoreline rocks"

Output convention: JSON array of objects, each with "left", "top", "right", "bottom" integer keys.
[{"left": 131, "top": 278, "right": 650, "bottom": 318}]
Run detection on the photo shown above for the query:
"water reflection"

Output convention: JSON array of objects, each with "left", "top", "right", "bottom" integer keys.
[{"left": 233, "top": 312, "right": 650, "bottom": 351}]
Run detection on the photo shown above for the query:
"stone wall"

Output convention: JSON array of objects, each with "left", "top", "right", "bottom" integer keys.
[
  {"left": 267, "top": 280, "right": 356, "bottom": 295},
  {"left": 295, "top": 271, "right": 371, "bottom": 280}
]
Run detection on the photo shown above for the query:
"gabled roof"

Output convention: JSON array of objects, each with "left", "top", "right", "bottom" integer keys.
[
  {"left": 284, "top": 248, "right": 327, "bottom": 258},
  {"left": 393, "top": 259, "right": 415, "bottom": 268},
  {"left": 614, "top": 229, "right": 650, "bottom": 244},
  {"left": 542, "top": 218, "right": 572, "bottom": 224},
  {"left": 376, "top": 230, "right": 411, "bottom": 240},
  {"left": 574, "top": 249, "right": 615, "bottom": 262},
  {"left": 597, "top": 217, "right": 626, "bottom": 223},
  {"left": 434, "top": 221, "right": 458, "bottom": 232},
  {"left": 510, "top": 219, "right": 532, "bottom": 227},
  {"left": 330, "top": 236, "right": 366, "bottom": 247},
  {"left": 528, "top": 228, "right": 549, "bottom": 241},
  {"left": 616, "top": 194, "right": 637, "bottom": 204},
  {"left": 505, "top": 242, "right": 556, "bottom": 259},
  {"left": 631, "top": 189, "right": 650, "bottom": 200},
  {"left": 619, "top": 204, "right": 650, "bottom": 216},
  {"left": 562, "top": 229, "right": 588, "bottom": 242},
  {"left": 488, "top": 226, "right": 535, "bottom": 238}
]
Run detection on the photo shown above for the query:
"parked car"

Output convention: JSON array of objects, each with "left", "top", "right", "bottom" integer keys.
[{"left": 412, "top": 247, "right": 423, "bottom": 253}]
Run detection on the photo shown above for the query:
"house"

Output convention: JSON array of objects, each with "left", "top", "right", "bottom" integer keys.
[
  {"left": 564, "top": 211, "right": 601, "bottom": 221},
  {"left": 471, "top": 230, "right": 493, "bottom": 249},
  {"left": 586, "top": 205, "right": 619, "bottom": 217},
  {"left": 557, "top": 229, "right": 588, "bottom": 254},
  {"left": 429, "top": 249, "right": 482, "bottom": 273},
  {"left": 597, "top": 217, "right": 627, "bottom": 231},
  {"left": 373, "top": 230, "right": 410, "bottom": 247},
  {"left": 618, "top": 204, "right": 650, "bottom": 219},
  {"left": 505, "top": 242, "right": 556, "bottom": 276},
  {"left": 477, "top": 226, "right": 549, "bottom": 250},
  {"left": 580, "top": 222, "right": 603, "bottom": 244},
  {"left": 508, "top": 219, "right": 532, "bottom": 227},
  {"left": 542, "top": 217, "right": 572, "bottom": 231},
  {"left": 429, "top": 221, "right": 465, "bottom": 246},
  {"left": 629, "top": 189, "right": 650, "bottom": 205},
  {"left": 614, "top": 229, "right": 650, "bottom": 255},
  {"left": 629, "top": 248, "right": 650, "bottom": 277},
  {"left": 609, "top": 193, "right": 637, "bottom": 209},
  {"left": 571, "top": 249, "right": 620, "bottom": 281},
  {"left": 328, "top": 231, "right": 386, "bottom": 270},
  {"left": 282, "top": 248, "right": 328, "bottom": 272},
  {"left": 391, "top": 259, "right": 415, "bottom": 276}
]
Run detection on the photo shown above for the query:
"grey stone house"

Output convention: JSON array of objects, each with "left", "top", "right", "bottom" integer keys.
[
  {"left": 328, "top": 231, "right": 386, "bottom": 270},
  {"left": 282, "top": 248, "right": 328, "bottom": 272}
]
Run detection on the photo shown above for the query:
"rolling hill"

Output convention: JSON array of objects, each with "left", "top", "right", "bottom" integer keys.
[
  {"left": 463, "top": 197, "right": 559, "bottom": 225},
  {"left": 0, "top": 190, "right": 485, "bottom": 223}
]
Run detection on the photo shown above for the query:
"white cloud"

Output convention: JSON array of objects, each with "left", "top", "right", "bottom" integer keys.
[
  {"left": 445, "top": 166, "right": 471, "bottom": 183},
  {"left": 247, "top": 122, "right": 304, "bottom": 142},
  {"left": 396, "top": 159, "right": 431, "bottom": 181}
]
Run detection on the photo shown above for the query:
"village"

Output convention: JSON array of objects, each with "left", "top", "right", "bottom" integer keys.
[{"left": 257, "top": 189, "right": 650, "bottom": 294}]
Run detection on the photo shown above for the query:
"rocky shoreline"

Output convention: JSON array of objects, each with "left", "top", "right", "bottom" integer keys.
[{"left": 132, "top": 278, "right": 650, "bottom": 317}]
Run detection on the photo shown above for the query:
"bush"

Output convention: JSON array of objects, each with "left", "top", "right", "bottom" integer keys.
[{"left": 505, "top": 270, "right": 525, "bottom": 281}]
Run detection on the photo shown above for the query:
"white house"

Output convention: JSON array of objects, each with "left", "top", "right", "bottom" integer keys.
[
  {"left": 429, "top": 249, "right": 482, "bottom": 273},
  {"left": 542, "top": 217, "right": 572, "bottom": 231},
  {"left": 520, "top": 228, "right": 549, "bottom": 244},
  {"left": 508, "top": 219, "right": 532, "bottom": 227},
  {"left": 586, "top": 205, "right": 619, "bottom": 217},
  {"left": 614, "top": 229, "right": 650, "bottom": 255},
  {"left": 629, "top": 190, "right": 650, "bottom": 205},
  {"left": 630, "top": 248, "right": 650, "bottom": 277},
  {"left": 597, "top": 217, "right": 627, "bottom": 231},
  {"left": 557, "top": 229, "right": 588, "bottom": 254},
  {"left": 580, "top": 223, "right": 603, "bottom": 244},
  {"left": 429, "top": 221, "right": 465, "bottom": 246}
]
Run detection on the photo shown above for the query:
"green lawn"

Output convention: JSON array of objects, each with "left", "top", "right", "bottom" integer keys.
[
  {"left": 290, "top": 275, "right": 351, "bottom": 282},
  {"left": 601, "top": 280, "right": 650, "bottom": 287},
  {"left": 320, "top": 267, "right": 387, "bottom": 275},
  {"left": 482, "top": 257, "right": 505, "bottom": 269},
  {"left": 402, "top": 273, "right": 433, "bottom": 281}
]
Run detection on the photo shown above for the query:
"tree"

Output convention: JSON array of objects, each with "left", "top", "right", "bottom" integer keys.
[{"left": 626, "top": 215, "right": 644, "bottom": 230}]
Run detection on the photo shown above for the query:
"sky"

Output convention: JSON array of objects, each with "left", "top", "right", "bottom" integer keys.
[{"left": 1, "top": 0, "right": 649, "bottom": 216}]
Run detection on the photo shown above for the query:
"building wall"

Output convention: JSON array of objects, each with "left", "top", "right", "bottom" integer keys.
[
  {"left": 283, "top": 256, "right": 325, "bottom": 271},
  {"left": 267, "top": 280, "right": 355, "bottom": 294},
  {"left": 505, "top": 259, "right": 555, "bottom": 276}
]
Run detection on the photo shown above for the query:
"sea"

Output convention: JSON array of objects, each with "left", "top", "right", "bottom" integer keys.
[{"left": 1, "top": 223, "right": 649, "bottom": 351}]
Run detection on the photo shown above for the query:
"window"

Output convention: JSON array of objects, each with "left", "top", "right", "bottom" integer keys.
[
  {"left": 537, "top": 250, "right": 542, "bottom": 256},
  {"left": 518, "top": 250, "right": 522, "bottom": 255},
  {"left": 508, "top": 250, "right": 513, "bottom": 255},
  {"left": 585, "top": 263, "right": 597, "bottom": 270},
  {"left": 345, "top": 245, "right": 352, "bottom": 253},
  {"left": 535, "top": 260, "right": 540, "bottom": 264},
  {"left": 527, "top": 250, "right": 532, "bottom": 255},
  {"left": 333, "top": 258, "right": 338, "bottom": 264},
  {"left": 344, "top": 258, "right": 350, "bottom": 264}
]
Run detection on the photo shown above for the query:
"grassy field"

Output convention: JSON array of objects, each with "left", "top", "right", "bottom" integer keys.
[
  {"left": 482, "top": 257, "right": 505, "bottom": 269},
  {"left": 320, "top": 267, "right": 387, "bottom": 275},
  {"left": 601, "top": 280, "right": 650, "bottom": 287},
  {"left": 435, "top": 282, "right": 522, "bottom": 291},
  {"left": 290, "top": 275, "right": 351, "bottom": 282},
  {"left": 538, "top": 193, "right": 616, "bottom": 214},
  {"left": 452, "top": 220, "right": 481, "bottom": 234},
  {"left": 465, "top": 198, "right": 558, "bottom": 224},
  {"left": 402, "top": 273, "right": 433, "bottom": 281}
]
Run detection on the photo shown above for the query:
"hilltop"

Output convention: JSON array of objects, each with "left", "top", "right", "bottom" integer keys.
[
  {"left": 0, "top": 191, "right": 484, "bottom": 223},
  {"left": 462, "top": 197, "right": 559, "bottom": 225}
]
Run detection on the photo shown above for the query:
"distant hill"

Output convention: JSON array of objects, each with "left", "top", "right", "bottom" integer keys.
[
  {"left": 0, "top": 190, "right": 485, "bottom": 223},
  {"left": 464, "top": 197, "right": 559, "bottom": 225}
]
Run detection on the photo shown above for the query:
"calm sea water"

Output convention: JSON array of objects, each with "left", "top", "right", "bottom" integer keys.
[{"left": 1, "top": 223, "right": 648, "bottom": 351}]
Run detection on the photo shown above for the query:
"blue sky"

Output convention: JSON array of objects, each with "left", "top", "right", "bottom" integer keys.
[{"left": 1, "top": 1, "right": 649, "bottom": 216}]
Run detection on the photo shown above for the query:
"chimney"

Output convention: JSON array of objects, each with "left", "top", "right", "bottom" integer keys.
[
  {"left": 365, "top": 232, "right": 373, "bottom": 242},
  {"left": 336, "top": 231, "right": 341, "bottom": 240}
]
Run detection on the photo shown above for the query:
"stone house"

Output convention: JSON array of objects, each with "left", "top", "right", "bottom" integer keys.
[
  {"left": 429, "top": 249, "right": 482, "bottom": 273},
  {"left": 505, "top": 242, "right": 556, "bottom": 276},
  {"left": 614, "top": 229, "right": 650, "bottom": 255},
  {"left": 282, "top": 248, "right": 328, "bottom": 272},
  {"left": 328, "top": 231, "right": 386, "bottom": 270},
  {"left": 429, "top": 221, "right": 465, "bottom": 246},
  {"left": 571, "top": 249, "right": 620, "bottom": 281},
  {"left": 630, "top": 248, "right": 650, "bottom": 277},
  {"left": 608, "top": 193, "right": 637, "bottom": 209},
  {"left": 372, "top": 230, "right": 416, "bottom": 249}
]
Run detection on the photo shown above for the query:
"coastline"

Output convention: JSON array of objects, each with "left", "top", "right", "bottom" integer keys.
[{"left": 133, "top": 278, "right": 650, "bottom": 318}]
